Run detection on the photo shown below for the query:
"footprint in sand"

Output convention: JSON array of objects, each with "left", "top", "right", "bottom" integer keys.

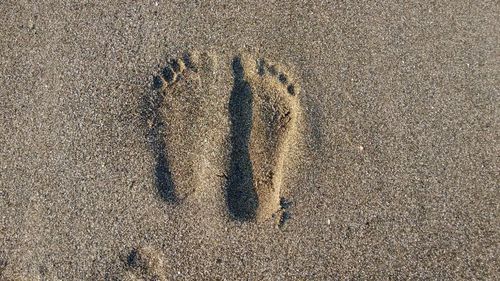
[
  {"left": 143, "top": 51, "right": 299, "bottom": 223},
  {"left": 117, "top": 247, "right": 167, "bottom": 281},
  {"left": 226, "top": 54, "right": 300, "bottom": 222},
  {"left": 143, "top": 51, "right": 217, "bottom": 202}
]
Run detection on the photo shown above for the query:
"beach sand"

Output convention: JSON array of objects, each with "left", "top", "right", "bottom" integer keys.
[{"left": 0, "top": 1, "right": 498, "bottom": 280}]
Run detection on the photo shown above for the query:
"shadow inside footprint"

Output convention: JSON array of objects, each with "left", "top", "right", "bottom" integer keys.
[
  {"left": 141, "top": 75, "right": 177, "bottom": 203},
  {"left": 226, "top": 57, "right": 258, "bottom": 221}
]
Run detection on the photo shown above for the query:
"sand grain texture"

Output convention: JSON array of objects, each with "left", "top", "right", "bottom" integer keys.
[{"left": 1, "top": 0, "right": 498, "bottom": 280}]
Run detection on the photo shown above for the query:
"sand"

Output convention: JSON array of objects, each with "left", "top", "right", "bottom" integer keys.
[{"left": 1, "top": 1, "right": 498, "bottom": 280}]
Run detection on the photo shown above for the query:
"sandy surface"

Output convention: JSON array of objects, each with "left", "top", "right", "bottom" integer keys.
[{"left": 1, "top": 1, "right": 498, "bottom": 280}]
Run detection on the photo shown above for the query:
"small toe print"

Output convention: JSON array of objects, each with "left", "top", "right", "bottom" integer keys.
[
  {"left": 257, "top": 59, "right": 266, "bottom": 76},
  {"left": 170, "top": 59, "right": 182, "bottom": 72},
  {"left": 287, "top": 84, "right": 296, "bottom": 95},
  {"left": 278, "top": 73, "right": 288, "bottom": 84},
  {"left": 152, "top": 76, "right": 163, "bottom": 89},
  {"left": 162, "top": 67, "right": 176, "bottom": 84},
  {"left": 268, "top": 65, "right": 278, "bottom": 75},
  {"left": 182, "top": 52, "right": 200, "bottom": 71}
]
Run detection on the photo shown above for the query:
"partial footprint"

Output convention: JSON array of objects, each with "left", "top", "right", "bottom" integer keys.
[
  {"left": 0, "top": 257, "right": 24, "bottom": 281},
  {"left": 227, "top": 54, "right": 300, "bottom": 222},
  {"left": 144, "top": 51, "right": 217, "bottom": 202},
  {"left": 0, "top": 259, "right": 30, "bottom": 281},
  {"left": 117, "top": 247, "right": 167, "bottom": 281}
]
